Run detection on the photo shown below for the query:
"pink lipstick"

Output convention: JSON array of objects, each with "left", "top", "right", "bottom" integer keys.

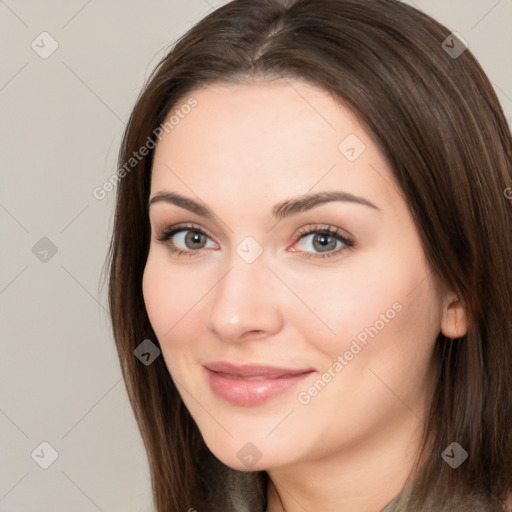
[{"left": 204, "top": 361, "right": 315, "bottom": 406}]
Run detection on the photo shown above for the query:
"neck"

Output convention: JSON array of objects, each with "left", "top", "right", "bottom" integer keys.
[{"left": 265, "top": 412, "right": 425, "bottom": 512}]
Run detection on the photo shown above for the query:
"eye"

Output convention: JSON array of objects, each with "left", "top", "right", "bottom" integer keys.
[
  {"left": 155, "top": 222, "right": 355, "bottom": 260},
  {"left": 290, "top": 225, "right": 354, "bottom": 259},
  {"left": 156, "top": 223, "right": 217, "bottom": 257}
]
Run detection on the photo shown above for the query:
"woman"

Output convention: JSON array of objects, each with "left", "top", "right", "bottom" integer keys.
[{"left": 106, "top": 0, "right": 512, "bottom": 510}]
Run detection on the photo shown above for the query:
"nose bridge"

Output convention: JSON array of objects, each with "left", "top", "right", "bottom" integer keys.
[{"left": 207, "top": 245, "right": 283, "bottom": 341}]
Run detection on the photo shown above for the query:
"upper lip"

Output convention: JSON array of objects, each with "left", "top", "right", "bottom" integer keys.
[{"left": 204, "top": 361, "right": 314, "bottom": 379}]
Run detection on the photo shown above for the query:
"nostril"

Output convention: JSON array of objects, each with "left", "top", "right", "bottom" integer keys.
[{"left": 246, "top": 330, "right": 266, "bottom": 338}]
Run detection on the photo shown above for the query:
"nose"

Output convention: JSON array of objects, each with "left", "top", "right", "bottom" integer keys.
[{"left": 206, "top": 252, "right": 284, "bottom": 343}]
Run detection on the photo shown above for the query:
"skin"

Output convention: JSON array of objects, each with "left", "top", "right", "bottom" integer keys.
[{"left": 142, "top": 80, "right": 468, "bottom": 512}]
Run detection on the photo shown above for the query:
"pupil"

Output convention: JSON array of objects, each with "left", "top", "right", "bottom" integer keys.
[
  {"left": 186, "top": 231, "right": 205, "bottom": 248},
  {"left": 314, "top": 234, "right": 336, "bottom": 252}
]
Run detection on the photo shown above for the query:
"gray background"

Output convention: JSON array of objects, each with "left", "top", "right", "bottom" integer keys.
[{"left": 1, "top": 1, "right": 511, "bottom": 511}]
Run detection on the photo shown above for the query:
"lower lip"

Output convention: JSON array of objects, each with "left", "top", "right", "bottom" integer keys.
[{"left": 205, "top": 368, "right": 314, "bottom": 406}]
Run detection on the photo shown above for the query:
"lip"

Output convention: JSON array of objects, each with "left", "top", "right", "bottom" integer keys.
[{"left": 204, "top": 361, "right": 315, "bottom": 406}]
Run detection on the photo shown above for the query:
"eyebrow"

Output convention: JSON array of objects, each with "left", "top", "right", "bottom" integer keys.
[{"left": 148, "top": 190, "right": 381, "bottom": 219}]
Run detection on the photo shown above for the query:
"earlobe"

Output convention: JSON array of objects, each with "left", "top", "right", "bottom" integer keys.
[{"left": 440, "top": 291, "right": 468, "bottom": 339}]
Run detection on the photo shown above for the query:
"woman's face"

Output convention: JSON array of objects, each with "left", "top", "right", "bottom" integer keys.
[{"left": 143, "top": 80, "right": 445, "bottom": 472}]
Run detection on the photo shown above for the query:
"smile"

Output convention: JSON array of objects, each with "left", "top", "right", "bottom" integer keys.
[{"left": 203, "top": 362, "right": 315, "bottom": 406}]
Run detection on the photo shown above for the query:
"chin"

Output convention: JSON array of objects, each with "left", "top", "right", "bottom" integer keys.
[{"left": 200, "top": 431, "right": 299, "bottom": 474}]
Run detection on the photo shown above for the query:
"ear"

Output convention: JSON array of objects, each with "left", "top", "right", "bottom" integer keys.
[{"left": 440, "top": 291, "right": 468, "bottom": 339}]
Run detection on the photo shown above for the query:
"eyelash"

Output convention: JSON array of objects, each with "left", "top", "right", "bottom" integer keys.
[{"left": 155, "top": 223, "right": 355, "bottom": 260}]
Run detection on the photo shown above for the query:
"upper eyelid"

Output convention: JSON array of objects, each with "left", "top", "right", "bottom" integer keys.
[
  {"left": 168, "top": 222, "right": 216, "bottom": 240},
  {"left": 155, "top": 222, "right": 219, "bottom": 247},
  {"left": 157, "top": 222, "right": 347, "bottom": 236}
]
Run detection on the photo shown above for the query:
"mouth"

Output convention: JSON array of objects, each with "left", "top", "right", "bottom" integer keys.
[{"left": 203, "top": 361, "right": 315, "bottom": 406}]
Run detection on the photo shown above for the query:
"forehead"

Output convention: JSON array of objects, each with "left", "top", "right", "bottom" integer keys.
[{"left": 150, "top": 80, "right": 400, "bottom": 215}]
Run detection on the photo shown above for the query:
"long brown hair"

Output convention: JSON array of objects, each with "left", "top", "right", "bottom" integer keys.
[{"left": 106, "top": 0, "right": 512, "bottom": 510}]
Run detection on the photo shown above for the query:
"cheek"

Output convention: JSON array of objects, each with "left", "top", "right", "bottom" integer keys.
[
  {"left": 142, "top": 256, "right": 207, "bottom": 385},
  {"left": 142, "top": 255, "right": 197, "bottom": 340},
  {"left": 291, "top": 263, "right": 406, "bottom": 348},
  {"left": 296, "top": 251, "right": 440, "bottom": 366}
]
